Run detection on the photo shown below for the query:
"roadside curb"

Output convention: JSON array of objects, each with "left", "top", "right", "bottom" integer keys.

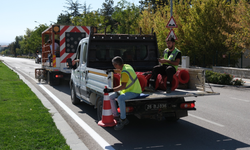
[
  {"left": 2, "top": 61, "right": 89, "bottom": 150},
  {"left": 206, "top": 83, "right": 250, "bottom": 88}
]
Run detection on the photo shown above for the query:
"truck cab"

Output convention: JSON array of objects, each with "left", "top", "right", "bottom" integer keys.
[{"left": 71, "top": 38, "right": 89, "bottom": 102}]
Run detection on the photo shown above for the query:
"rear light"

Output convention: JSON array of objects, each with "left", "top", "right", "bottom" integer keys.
[
  {"left": 180, "top": 101, "right": 196, "bottom": 109},
  {"left": 117, "top": 107, "right": 134, "bottom": 113},
  {"left": 55, "top": 75, "right": 63, "bottom": 78}
]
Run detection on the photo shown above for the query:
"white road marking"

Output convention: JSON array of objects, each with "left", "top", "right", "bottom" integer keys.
[
  {"left": 189, "top": 114, "right": 225, "bottom": 127},
  {"left": 230, "top": 97, "right": 249, "bottom": 103},
  {"left": 15, "top": 68, "right": 115, "bottom": 150},
  {"left": 39, "top": 85, "right": 114, "bottom": 150}
]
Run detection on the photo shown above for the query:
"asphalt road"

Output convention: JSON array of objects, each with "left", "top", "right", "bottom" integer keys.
[{"left": 1, "top": 56, "right": 250, "bottom": 150}]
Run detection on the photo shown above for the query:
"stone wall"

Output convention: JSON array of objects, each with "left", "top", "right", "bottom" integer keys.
[{"left": 213, "top": 66, "right": 250, "bottom": 79}]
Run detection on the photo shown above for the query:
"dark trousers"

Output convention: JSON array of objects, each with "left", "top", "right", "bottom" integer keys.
[{"left": 149, "top": 65, "right": 176, "bottom": 88}]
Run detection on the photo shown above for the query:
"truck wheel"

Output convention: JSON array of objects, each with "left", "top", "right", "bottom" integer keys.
[
  {"left": 96, "top": 98, "right": 103, "bottom": 121},
  {"left": 71, "top": 86, "right": 80, "bottom": 105},
  {"left": 47, "top": 71, "right": 53, "bottom": 85},
  {"left": 47, "top": 71, "right": 60, "bottom": 86}
]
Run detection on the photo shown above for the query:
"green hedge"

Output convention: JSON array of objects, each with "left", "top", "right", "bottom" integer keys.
[{"left": 205, "top": 70, "right": 245, "bottom": 86}]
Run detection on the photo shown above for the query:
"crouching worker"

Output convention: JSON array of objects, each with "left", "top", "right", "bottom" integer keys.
[{"left": 104, "top": 56, "right": 142, "bottom": 130}]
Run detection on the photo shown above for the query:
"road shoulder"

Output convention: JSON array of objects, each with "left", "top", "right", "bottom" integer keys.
[{"left": 3, "top": 61, "right": 88, "bottom": 150}]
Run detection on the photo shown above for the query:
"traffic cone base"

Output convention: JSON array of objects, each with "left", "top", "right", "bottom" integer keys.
[{"left": 98, "top": 117, "right": 117, "bottom": 127}]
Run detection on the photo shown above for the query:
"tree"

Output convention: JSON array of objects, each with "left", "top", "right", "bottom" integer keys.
[
  {"left": 19, "top": 24, "right": 48, "bottom": 56},
  {"left": 112, "top": 0, "right": 140, "bottom": 34},
  {"left": 177, "top": 0, "right": 241, "bottom": 66},
  {"left": 100, "top": 0, "right": 115, "bottom": 32},
  {"left": 20, "top": 28, "right": 33, "bottom": 55},
  {"left": 57, "top": 13, "right": 72, "bottom": 25},
  {"left": 64, "top": 0, "right": 83, "bottom": 17},
  {"left": 138, "top": 0, "right": 247, "bottom": 67},
  {"left": 7, "top": 36, "right": 23, "bottom": 57},
  {"left": 229, "top": 0, "right": 250, "bottom": 55},
  {"left": 72, "top": 10, "right": 102, "bottom": 27},
  {"left": 8, "top": 42, "right": 15, "bottom": 56},
  {"left": 139, "top": 0, "right": 169, "bottom": 11},
  {"left": 82, "top": 1, "right": 92, "bottom": 14},
  {"left": 71, "top": 2, "right": 100, "bottom": 27},
  {"left": 138, "top": 4, "right": 170, "bottom": 54},
  {"left": 14, "top": 36, "right": 23, "bottom": 56}
]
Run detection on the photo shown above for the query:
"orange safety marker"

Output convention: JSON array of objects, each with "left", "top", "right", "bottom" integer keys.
[
  {"left": 98, "top": 87, "right": 117, "bottom": 127},
  {"left": 53, "top": 55, "right": 56, "bottom": 67}
]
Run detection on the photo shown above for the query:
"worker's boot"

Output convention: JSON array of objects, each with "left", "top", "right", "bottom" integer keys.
[
  {"left": 166, "top": 82, "right": 171, "bottom": 93},
  {"left": 113, "top": 115, "right": 120, "bottom": 122},
  {"left": 114, "top": 118, "right": 129, "bottom": 130},
  {"left": 144, "top": 84, "right": 155, "bottom": 92},
  {"left": 166, "top": 87, "right": 171, "bottom": 93}
]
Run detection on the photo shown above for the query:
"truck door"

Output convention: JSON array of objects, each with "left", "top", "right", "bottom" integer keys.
[
  {"left": 74, "top": 45, "right": 81, "bottom": 97},
  {"left": 79, "top": 42, "right": 88, "bottom": 100}
]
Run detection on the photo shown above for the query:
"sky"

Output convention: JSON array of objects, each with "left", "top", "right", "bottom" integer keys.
[{"left": 0, "top": 0, "right": 139, "bottom": 45}]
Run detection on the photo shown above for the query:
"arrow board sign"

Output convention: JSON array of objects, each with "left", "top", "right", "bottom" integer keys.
[
  {"left": 167, "top": 29, "right": 178, "bottom": 40},
  {"left": 166, "top": 16, "right": 178, "bottom": 28}
]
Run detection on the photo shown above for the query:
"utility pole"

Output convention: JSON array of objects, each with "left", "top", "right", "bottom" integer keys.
[{"left": 170, "top": 0, "right": 173, "bottom": 17}]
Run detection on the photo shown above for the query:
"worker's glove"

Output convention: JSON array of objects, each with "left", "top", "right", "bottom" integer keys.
[
  {"left": 103, "top": 88, "right": 114, "bottom": 93},
  {"left": 106, "top": 69, "right": 114, "bottom": 74}
]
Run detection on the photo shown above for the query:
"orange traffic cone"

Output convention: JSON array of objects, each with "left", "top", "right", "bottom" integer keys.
[{"left": 98, "top": 87, "right": 117, "bottom": 127}]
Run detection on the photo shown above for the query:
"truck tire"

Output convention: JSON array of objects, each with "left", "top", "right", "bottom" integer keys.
[
  {"left": 96, "top": 97, "right": 103, "bottom": 121},
  {"left": 47, "top": 71, "right": 60, "bottom": 86},
  {"left": 71, "top": 85, "right": 80, "bottom": 105}
]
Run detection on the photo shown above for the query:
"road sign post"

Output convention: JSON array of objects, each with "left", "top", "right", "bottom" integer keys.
[{"left": 166, "top": 0, "right": 178, "bottom": 40}]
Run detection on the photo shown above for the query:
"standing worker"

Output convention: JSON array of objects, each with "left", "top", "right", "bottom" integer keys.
[
  {"left": 145, "top": 37, "right": 181, "bottom": 93},
  {"left": 104, "top": 56, "right": 142, "bottom": 130},
  {"left": 47, "top": 40, "right": 59, "bottom": 67}
]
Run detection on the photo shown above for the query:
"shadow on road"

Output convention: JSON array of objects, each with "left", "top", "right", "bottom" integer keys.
[
  {"left": 107, "top": 117, "right": 250, "bottom": 150},
  {"left": 75, "top": 101, "right": 249, "bottom": 150}
]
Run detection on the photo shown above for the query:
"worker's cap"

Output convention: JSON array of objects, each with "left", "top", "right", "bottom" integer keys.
[
  {"left": 166, "top": 37, "right": 175, "bottom": 42},
  {"left": 47, "top": 39, "right": 51, "bottom": 43}
]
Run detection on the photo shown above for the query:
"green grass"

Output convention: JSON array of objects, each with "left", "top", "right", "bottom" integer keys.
[{"left": 0, "top": 61, "right": 70, "bottom": 150}]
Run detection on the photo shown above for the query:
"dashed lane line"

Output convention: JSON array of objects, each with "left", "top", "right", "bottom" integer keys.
[{"left": 230, "top": 97, "right": 250, "bottom": 103}]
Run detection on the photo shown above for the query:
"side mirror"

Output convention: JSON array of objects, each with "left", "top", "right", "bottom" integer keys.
[{"left": 66, "top": 58, "right": 73, "bottom": 69}]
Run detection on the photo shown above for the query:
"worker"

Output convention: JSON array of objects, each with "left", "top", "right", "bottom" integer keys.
[
  {"left": 145, "top": 37, "right": 181, "bottom": 93},
  {"left": 47, "top": 40, "right": 59, "bottom": 67},
  {"left": 104, "top": 56, "right": 142, "bottom": 130}
]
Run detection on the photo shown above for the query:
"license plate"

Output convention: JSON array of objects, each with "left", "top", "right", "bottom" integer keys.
[{"left": 145, "top": 103, "right": 167, "bottom": 110}]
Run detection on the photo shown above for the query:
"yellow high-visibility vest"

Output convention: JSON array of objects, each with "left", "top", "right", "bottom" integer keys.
[
  {"left": 120, "top": 64, "right": 142, "bottom": 94},
  {"left": 163, "top": 47, "right": 181, "bottom": 71}
]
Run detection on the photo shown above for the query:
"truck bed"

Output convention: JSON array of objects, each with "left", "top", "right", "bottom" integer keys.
[{"left": 126, "top": 89, "right": 220, "bottom": 102}]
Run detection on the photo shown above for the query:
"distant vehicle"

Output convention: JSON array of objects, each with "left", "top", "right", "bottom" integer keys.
[
  {"left": 35, "top": 54, "right": 42, "bottom": 63},
  {"left": 34, "top": 25, "right": 90, "bottom": 85}
]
